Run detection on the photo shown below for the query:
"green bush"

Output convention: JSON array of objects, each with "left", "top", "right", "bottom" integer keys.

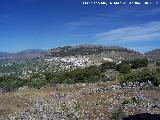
[
  {"left": 156, "top": 68, "right": 160, "bottom": 73},
  {"left": 118, "top": 68, "right": 160, "bottom": 86},
  {"left": 117, "top": 64, "right": 131, "bottom": 74},
  {"left": 152, "top": 74, "right": 160, "bottom": 86},
  {"left": 156, "top": 61, "right": 160, "bottom": 66},
  {"left": 54, "top": 66, "right": 103, "bottom": 84},
  {"left": 27, "top": 79, "right": 47, "bottom": 89},
  {"left": 111, "top": 106, "right": 126, "bottom": 120},
  {"left": 45, "top": 72, "right": 54, "bottom": 82},
  {"left": 0, "top": 65, "right": 107, "bottom": 91},
  {"left": 117, "top": 58, "right": 148, "bottom": 71},
  {"left": 0, "top": 76, "right": 26, "bottom": 91},
  {"left": 63, "top": 78, "right": 75, "bottom": 84},
  {"left": 100, "top": 62, "right": 116, "bottom": 72},
  {"left": 74, "top": 102, "right": 81, "bottom": 112},
  {"left": 122, "top": 97, "right": 132, "bottom": 105},
  {"left": 131, "top": 58, "right": 148, "bottom": 69}
]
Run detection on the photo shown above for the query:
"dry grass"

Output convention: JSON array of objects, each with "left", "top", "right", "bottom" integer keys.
[
  {"left": 0, "top": 88, "right": 55, "bottom": 116},
  {"left": 0, "top": 82, "right": 160, "bottom": 118}
]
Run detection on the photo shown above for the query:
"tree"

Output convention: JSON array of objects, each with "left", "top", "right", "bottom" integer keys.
[
  {"left": 131, "top": 58, "right": 148, "bottom": 69},
  {"left": 100, "top": 62, "right": 116, "bottom": 72},
  {"left": 117, "top": 64, "right": 131, "bottom": 74},
  {"left": 156, "top": 61, "right": 160, "bottom": 66},
  {"left": 118, "top": 68, "right": 160, "bottom": 87}
]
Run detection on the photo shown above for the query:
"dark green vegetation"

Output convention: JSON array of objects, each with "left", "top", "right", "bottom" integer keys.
[
  {"left": 100, "top": 62, "right": 116, "bottom": 72},
  {"left": 117, "top": 58, "right": 148, "bottom": 69},
  {"left": 118, "top": 68, "right": 160, "bottom": 86},
  {"left": 0, "top": 66, "right": 104, "bottom": 91},
  {"left": 102, "top": 58, "right": 160, "bottom": 87},
  {"left": 116, "top": 58, "right": 148, "bottom": 74},
  {"left": 117, "top": 64, "right": 131, "bottom": 74},
  {"left": 0, "top": 57, "right": 159, "bottom": 92},
  {"left": 0, "top": 75, "right": 50, "bottom": 91},
  {"left": 130, "top": 58, "right": 148, "bottom": 69},
  {"left": 101, "top": 58, "right": 148, "bottom": 73},
  {"left": 0, "top": 76, "right": 27, "bottom": 91},
  {"left": 156, "top": 61, "right": 160, "bottom": 66},
  {"left": 46, "top": 65, "right": 104, "bottom": 84}
]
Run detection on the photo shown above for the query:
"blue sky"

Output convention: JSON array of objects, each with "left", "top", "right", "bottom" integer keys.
[{"left": 0, "top": 0, "right": 160, "bottom": 53}]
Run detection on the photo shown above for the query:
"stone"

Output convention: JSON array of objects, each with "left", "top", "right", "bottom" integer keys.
[
  {"left": 111, "top": 84, "right": 121, "bottom": 90},
  {"left": 18, "top": 86, "right": 28, "bottom": 91},
  {"left": 122, "top": 83, "right": 127, "bottom": 87}
]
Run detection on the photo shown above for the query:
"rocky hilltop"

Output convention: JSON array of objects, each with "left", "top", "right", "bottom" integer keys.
[{"left": 49, "top": 44, "right": 141, "bottom": 57}]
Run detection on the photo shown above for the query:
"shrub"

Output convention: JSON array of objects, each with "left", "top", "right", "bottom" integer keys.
[
  {"left": 117, "top": 64, "right": 131, "bottom": 74},
  {"left": 152, "top": 74, "right": 160, "bottom": 86},
  {"left": 156, "top": 68, "right": 160, "bottom": 73},
  {"left": 63, "top": 78, "right": 75, "bottom": 84},
  {"left": 45, "top": 72, "right": 54, "bottom": 82},
  {"left": 122, "top": 97, "right": 132, "bottom": 105},
  {"left": 111, "top": 106, "right": 126, "bottom": 120},
  {"left": 0, "top": 76, "right": 26, "bottom": 91},
  {"left": 74, "top": 102, "right": 81, "bottom": 112},
  {"left": 131, "top": 58, "right": 148, "bottom": 69},
  {"left": 27, "top": 79, "right": 47, "bottom": 89},
  {"left": 54, "top": 65, "right": 103, "bottom": 84},
  {"left": 100, "top": 62, "right": 116, "bottom": 72},
  {"left": 118, "top": 68, "right": 160, "bottom": 86},
  {"left": 95, "top": 99, "right": 102, "bottom": 106},
  {"left": 117, "top": 58, "right": 148, "bottom": 70},
  {"left": 156, "top": 61, "right": 160, "bottom": 66}
]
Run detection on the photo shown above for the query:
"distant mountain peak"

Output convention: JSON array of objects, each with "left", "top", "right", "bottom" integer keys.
[
  {"left": 18, "top": 49, "right": 46, "bottom": 54},
  {"left": 0, "top": 49, "right": 48, "bottom": 60}
]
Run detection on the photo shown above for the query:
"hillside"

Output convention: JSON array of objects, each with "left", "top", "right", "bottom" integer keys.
[
  {"left": 0, "top": 45, "right": 144, "bottom": 61},
  {"left": 0, "top": 45, "right": 160, "bottom": 120},
  {"left": 0, "top": 52, "right": 15, "bottom": 60},
  {"left": 49, "top": 44, "right": 142, "bottom": 57},
  {"left": 145, "top": 49, "right": 160, "bottom": 61},
  {"left": 1, "top": 82, "right": 160, "bottom": 120},
  {"left": 15, "top": 49, "right": 49, "bottom": 60},
  {"left": 0, "top": 49, "right": 48, "bottom": 60},
  {"left": 0, "top": 45, "right": 145, "bottom": 78}
]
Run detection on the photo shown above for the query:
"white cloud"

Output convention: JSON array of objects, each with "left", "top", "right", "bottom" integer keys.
[{"left": 95, "top": 21, "right": 160, "bottom": 43}]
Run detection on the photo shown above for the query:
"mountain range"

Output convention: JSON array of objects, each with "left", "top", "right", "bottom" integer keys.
[
  {"left": 0, "top": 44, "right": 159, "bottom": 61},
  {"left": 0, "top": 49, "right": 48, "bottom": 60}
]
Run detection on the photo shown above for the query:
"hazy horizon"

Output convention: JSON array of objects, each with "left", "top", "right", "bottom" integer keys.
[{"left": 0, "top": 43, "right": 159, "bottom": 54}]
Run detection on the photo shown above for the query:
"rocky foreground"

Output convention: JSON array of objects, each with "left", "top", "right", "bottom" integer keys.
[{"left": 0, "top": 81, "right": 160, "bottom": 120}]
